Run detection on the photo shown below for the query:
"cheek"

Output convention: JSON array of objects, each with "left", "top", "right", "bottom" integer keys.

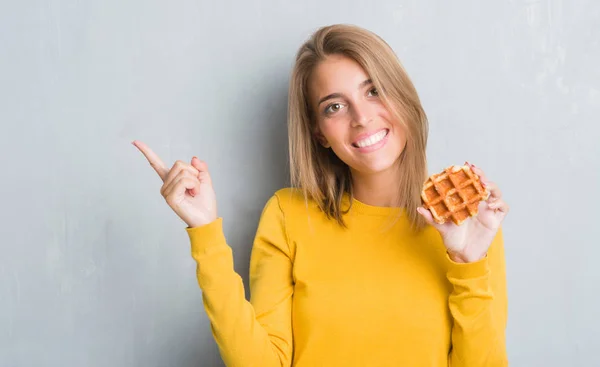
[
  {"left": 319, "top": 120, "right": 347, "bottom": 144},
  {"left": 383, "top": 112, "right": 406, "bottom": 142},
  {"left": 392, "top": 127, "right": 407, "bottom": 149}
]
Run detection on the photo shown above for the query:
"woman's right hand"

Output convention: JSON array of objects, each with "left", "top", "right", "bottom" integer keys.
[{"left": 132, "top": 140, "right": 218, "bottom": 228}]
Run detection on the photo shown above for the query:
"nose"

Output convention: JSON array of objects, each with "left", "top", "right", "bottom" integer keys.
[{"left": 350, "top": 100, "right": 373, "bottom": 127}]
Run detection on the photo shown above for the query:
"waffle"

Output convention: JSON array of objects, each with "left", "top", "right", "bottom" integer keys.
[{"left": 421, "top": 165, "right": 490, "bottom": 225}]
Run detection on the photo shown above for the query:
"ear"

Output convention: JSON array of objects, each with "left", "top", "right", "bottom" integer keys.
[
  {"left": 314, "top": 131, "right": 331, "bottom": 148},
  {"left": 312, "top": 126, "right": 331, "bottom": 148}
]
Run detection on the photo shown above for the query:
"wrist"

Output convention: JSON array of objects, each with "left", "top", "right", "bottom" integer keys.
[
  {"left": 187, "top": 215, "right": 218, "bottom": 229},
  {"left": 447, "top": 250, "right": 487, "bottom": 263}
]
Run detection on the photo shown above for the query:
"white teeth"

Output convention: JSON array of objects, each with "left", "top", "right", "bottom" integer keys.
[{"left": 355, "top": 130, "right": 388, "bottom": 148}]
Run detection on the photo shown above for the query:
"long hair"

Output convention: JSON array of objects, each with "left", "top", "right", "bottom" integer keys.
[{"left": 288, "top": 24, "right": 429, "bottom": 230}]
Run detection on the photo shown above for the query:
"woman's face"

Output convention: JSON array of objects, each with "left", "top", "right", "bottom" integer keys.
[{"left": 308, "top": 54, "right": 407, "bottom": 177}]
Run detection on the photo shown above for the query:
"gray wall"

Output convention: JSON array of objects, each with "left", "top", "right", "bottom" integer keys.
[{"left": 1, "top": 1, "right": 598, "bottom": 366}]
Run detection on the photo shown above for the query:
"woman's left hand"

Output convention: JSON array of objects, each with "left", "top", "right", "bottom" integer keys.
[{"left": 417, "top": 162, "right": 510, "bottom": 263}]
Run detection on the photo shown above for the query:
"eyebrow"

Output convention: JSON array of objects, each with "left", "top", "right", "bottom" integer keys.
[{"left": 317, "top": 79, "right": 373, "bottom": 107}]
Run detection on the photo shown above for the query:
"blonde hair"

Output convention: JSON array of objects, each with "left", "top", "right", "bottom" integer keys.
[{"left": 288, "top": 24, "right": 429, "bottom": 230}]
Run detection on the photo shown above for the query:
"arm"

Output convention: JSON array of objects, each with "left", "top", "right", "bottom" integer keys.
[
  {"left": 447, "top": 228, "right": 509, "bottom": 366},
  {"left": 186, "top": 194, "right": 294, "bottom": 367}
]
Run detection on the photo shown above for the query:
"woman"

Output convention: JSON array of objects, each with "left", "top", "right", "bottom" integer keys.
[{"left": 133, "top": 24, "right": 509, "bottom": 367}]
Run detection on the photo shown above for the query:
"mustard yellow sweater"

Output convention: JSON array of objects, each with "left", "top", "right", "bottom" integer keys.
[{"left": 186, "top": 188, "right": 508, "bottom": 366}]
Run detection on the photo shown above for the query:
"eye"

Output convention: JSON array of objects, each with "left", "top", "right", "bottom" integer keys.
[
  {"left": 367, "top": 87, "right": 379, "bottom": 97},
  {"left": 324, "top": 103, "right": 344, "bottom": 115}
]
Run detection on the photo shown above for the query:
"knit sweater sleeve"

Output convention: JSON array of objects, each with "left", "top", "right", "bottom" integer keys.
[
  {"left": 447, "top": 228, "right": 509, "bottom": 366},
  {"left": 185, "top": 194, "right": 294, "bottom": 367}
]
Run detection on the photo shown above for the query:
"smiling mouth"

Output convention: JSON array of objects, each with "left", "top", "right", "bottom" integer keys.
[{"left": 352, "top": 129, "right": 389, "bottom": 148}]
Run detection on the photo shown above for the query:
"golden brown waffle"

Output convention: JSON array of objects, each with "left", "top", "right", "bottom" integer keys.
[{"left": 421, "top": 165, "right": 490, "bottom": 225}]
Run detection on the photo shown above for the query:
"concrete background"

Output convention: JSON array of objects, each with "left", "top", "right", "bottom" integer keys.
[{"left": 1, "top": 0, "right": 598, "bottom": 365}]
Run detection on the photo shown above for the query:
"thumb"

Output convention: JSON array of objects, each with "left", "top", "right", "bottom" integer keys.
[
  {"left": 191, "top": 156, "right": 205, "bottom": 172},
  {"left": 417, "top": 206, "right": 436, "bottom": 226},
  {"left": 187, "top": 157, "right": 206, "bottom": 196},
  {"left": 190, "top": 156, "right": 212, "bottom": 184},
  {"left": 418, "top": 207, "right": 452, "bottom": 234}
]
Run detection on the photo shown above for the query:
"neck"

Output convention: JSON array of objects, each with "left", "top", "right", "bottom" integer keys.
[{"left": 351, "top": 166, "right": 401, "bottom": 207}]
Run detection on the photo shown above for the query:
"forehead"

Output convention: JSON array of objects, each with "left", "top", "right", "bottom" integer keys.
[{"left": 309, "top": 55, "right": 370, "bottom": 97}]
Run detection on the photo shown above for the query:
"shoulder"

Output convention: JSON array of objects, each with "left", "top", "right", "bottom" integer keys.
[
  {"left": 271, "top": 187, "right": 318, "bottom": 212},
  {"left": 263, "top": 187, "right": 325, "bottom": 227}
]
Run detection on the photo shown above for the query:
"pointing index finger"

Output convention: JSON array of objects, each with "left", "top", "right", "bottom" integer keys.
[{"left": 132, "top": 140, "right": 169, "bottom": 181}]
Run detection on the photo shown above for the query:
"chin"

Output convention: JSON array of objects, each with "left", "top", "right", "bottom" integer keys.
[
  {"left": 348, "top": 152, "right": 403, "bottom": 176},
  {"left": 360, "top": 147, "right": 405, "bottom": 173},
  {"left": 355, "top": 160, "right": 398, "bottom": 175}
]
